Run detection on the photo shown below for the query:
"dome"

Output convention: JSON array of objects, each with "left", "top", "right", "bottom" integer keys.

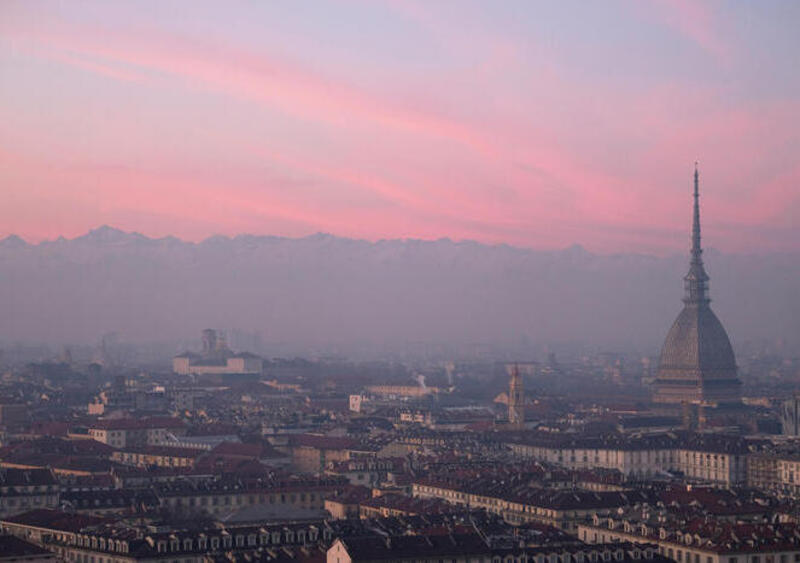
[{"left": 658, "top": 303, "right": 736, "bottom": 373}]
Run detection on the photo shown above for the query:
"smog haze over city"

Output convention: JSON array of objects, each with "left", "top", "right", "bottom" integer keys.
[{"left": 0, "top": 3, "right": 800, "bottom": 561}]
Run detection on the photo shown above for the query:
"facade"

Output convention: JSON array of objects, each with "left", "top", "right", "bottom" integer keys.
[
  {"left": 364, "top": 385, "right": 440, "bottom": 398},
  {"left": 0, "top": 535, "right": 55, "bottom": 563},
  {"left": 88, "top": 417, "right": 186, "bottom": 449},
  {"left": 153, "top": 476, "right": 343, "bottom": 518},
  {"left": 1, "top": 511, "right": 332, "bottom": 563},
  {"left": 412, "top": 479, "right": 648, "bottom": 532},
  {"left": 775, "top": 456, "right": 800, "bottom": 496},
  {"left": 324, "top": 458, "right": 399, "bottom": 487},
  {"left": 172, "top": 353, "right": 262, "bottom": 376},
  {"left": 349, "top": 395, "right": 365, "bottom": 412},
  {"left": 357, "top": 495, "right": 457, "bottom": 519},
  {"left": 328, "top": 535, "right": 667, "bottom": 563},
  {"left": 0, "top": 510, "right": 107, "bottom": 547},
  {"left": 653, "top": 166, "right": 742, "bottom": 405},
  {"left": 0, "top": 469, "right": 59, "bottom": 519},
  {"left": 747, "top": 453, "right": 780, "bottom": 491},
  {"left": 58, "top": 489, "right": 159, "bottom": 516},
  {"left": 110, "top": 445, "right": 202, "bottom": 468},
  {"left": 324, "top": 487, "right": 371, "bottom": 519},
  {"left": 0, "top": 404, "right": 29, "bottom": 429},
  {"left": 289, "top": 435, "right": 357, "bottom": 474}
]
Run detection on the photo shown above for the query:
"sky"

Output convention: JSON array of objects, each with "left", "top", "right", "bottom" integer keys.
[{"left": 1, "top": 1, "right": 798, "bottom": 254}]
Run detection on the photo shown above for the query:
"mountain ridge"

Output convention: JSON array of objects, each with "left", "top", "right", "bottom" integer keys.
[
  {"left": 1, "top": 226, "right": 798, "bottom": 355},
  {"left": 5, "top": 226, "right": 798, "bottom": 259}
]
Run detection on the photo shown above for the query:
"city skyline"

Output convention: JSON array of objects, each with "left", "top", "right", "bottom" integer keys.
[
  {"left": 2, "top": 3, "right": 800, "bottom": 555},
  {"left": 2, "top": 1, "right": 799, "bottom": 253}
]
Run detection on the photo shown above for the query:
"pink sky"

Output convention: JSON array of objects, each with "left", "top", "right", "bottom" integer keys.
[{"left": 0, "top": 1, "right": 798, "bottom": 253}]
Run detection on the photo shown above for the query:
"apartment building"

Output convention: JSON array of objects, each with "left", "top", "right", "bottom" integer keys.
[
  {"left": 507, "top": 432, "right": 751, "bottom": 485},
  {"left": 578, "top": 511, "right": 800, "bottom": 563},
  {"left": 88, "top": 417, "right": 186, "bottom": 449}
]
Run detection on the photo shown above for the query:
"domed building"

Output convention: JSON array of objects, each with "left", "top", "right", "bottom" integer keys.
[{"left": 653, "top": 166, "right": 742, "bottom": 405}]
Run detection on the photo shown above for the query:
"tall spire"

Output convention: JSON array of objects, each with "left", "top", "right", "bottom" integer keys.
[
  {"left": 684, "top": 162, "right": 710, "bottom": 305},
  {"left": 692, "top": 162, "right": 701, "bottom": 261}
]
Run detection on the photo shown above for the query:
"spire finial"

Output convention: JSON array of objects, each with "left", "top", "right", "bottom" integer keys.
[
  {"left": 692, "top": 162, "right": 701, "bottom": 257},
  {"left": 684, "top": 162, "right": 710, "bottom": 304}
]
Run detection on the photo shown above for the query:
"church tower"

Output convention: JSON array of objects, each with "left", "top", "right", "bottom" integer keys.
[
  {"left": 508, "top": 364, "right": 525, "bottom": 427},
  {"left": 653, "top": 165, "right": 742, "bottom": 405}
]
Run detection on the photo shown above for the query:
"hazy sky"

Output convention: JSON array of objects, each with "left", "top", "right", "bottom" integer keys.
[{"left": 1, "top": 1, "right": 798, "bottom": 253}]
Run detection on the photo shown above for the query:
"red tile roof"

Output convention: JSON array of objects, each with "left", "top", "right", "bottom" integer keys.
[
  {"left": 1, "top": 509, "right": 110, "bottom": 533},
  {"left": 290, "top": 434, "right": 357, "bottom": 450},
  {"left": 90, "top": 417, "right": 185, "bottom": 431}
]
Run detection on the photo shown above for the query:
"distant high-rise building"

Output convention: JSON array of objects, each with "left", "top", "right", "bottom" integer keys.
[
  {"left": 653, "top": 165, "right": 742, "bottom": 405},
  {"left": 508, "top": 364, "right": 524, "bottom": 427}
]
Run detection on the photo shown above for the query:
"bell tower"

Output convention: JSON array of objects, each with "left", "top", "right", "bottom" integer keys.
[{"left": 508, "top": 364, "right": 525, "bottom": 428}]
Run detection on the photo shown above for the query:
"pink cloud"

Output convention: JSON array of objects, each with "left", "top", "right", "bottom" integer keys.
[
  {"left": 39, "top": 47, "right": 149, "bottom": 83},
  {"left": 0, "top": 6, "right": 797, "bottom": 254},
  {"left": 646, "top": 0, "right": 732, "bottom": 63}
]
